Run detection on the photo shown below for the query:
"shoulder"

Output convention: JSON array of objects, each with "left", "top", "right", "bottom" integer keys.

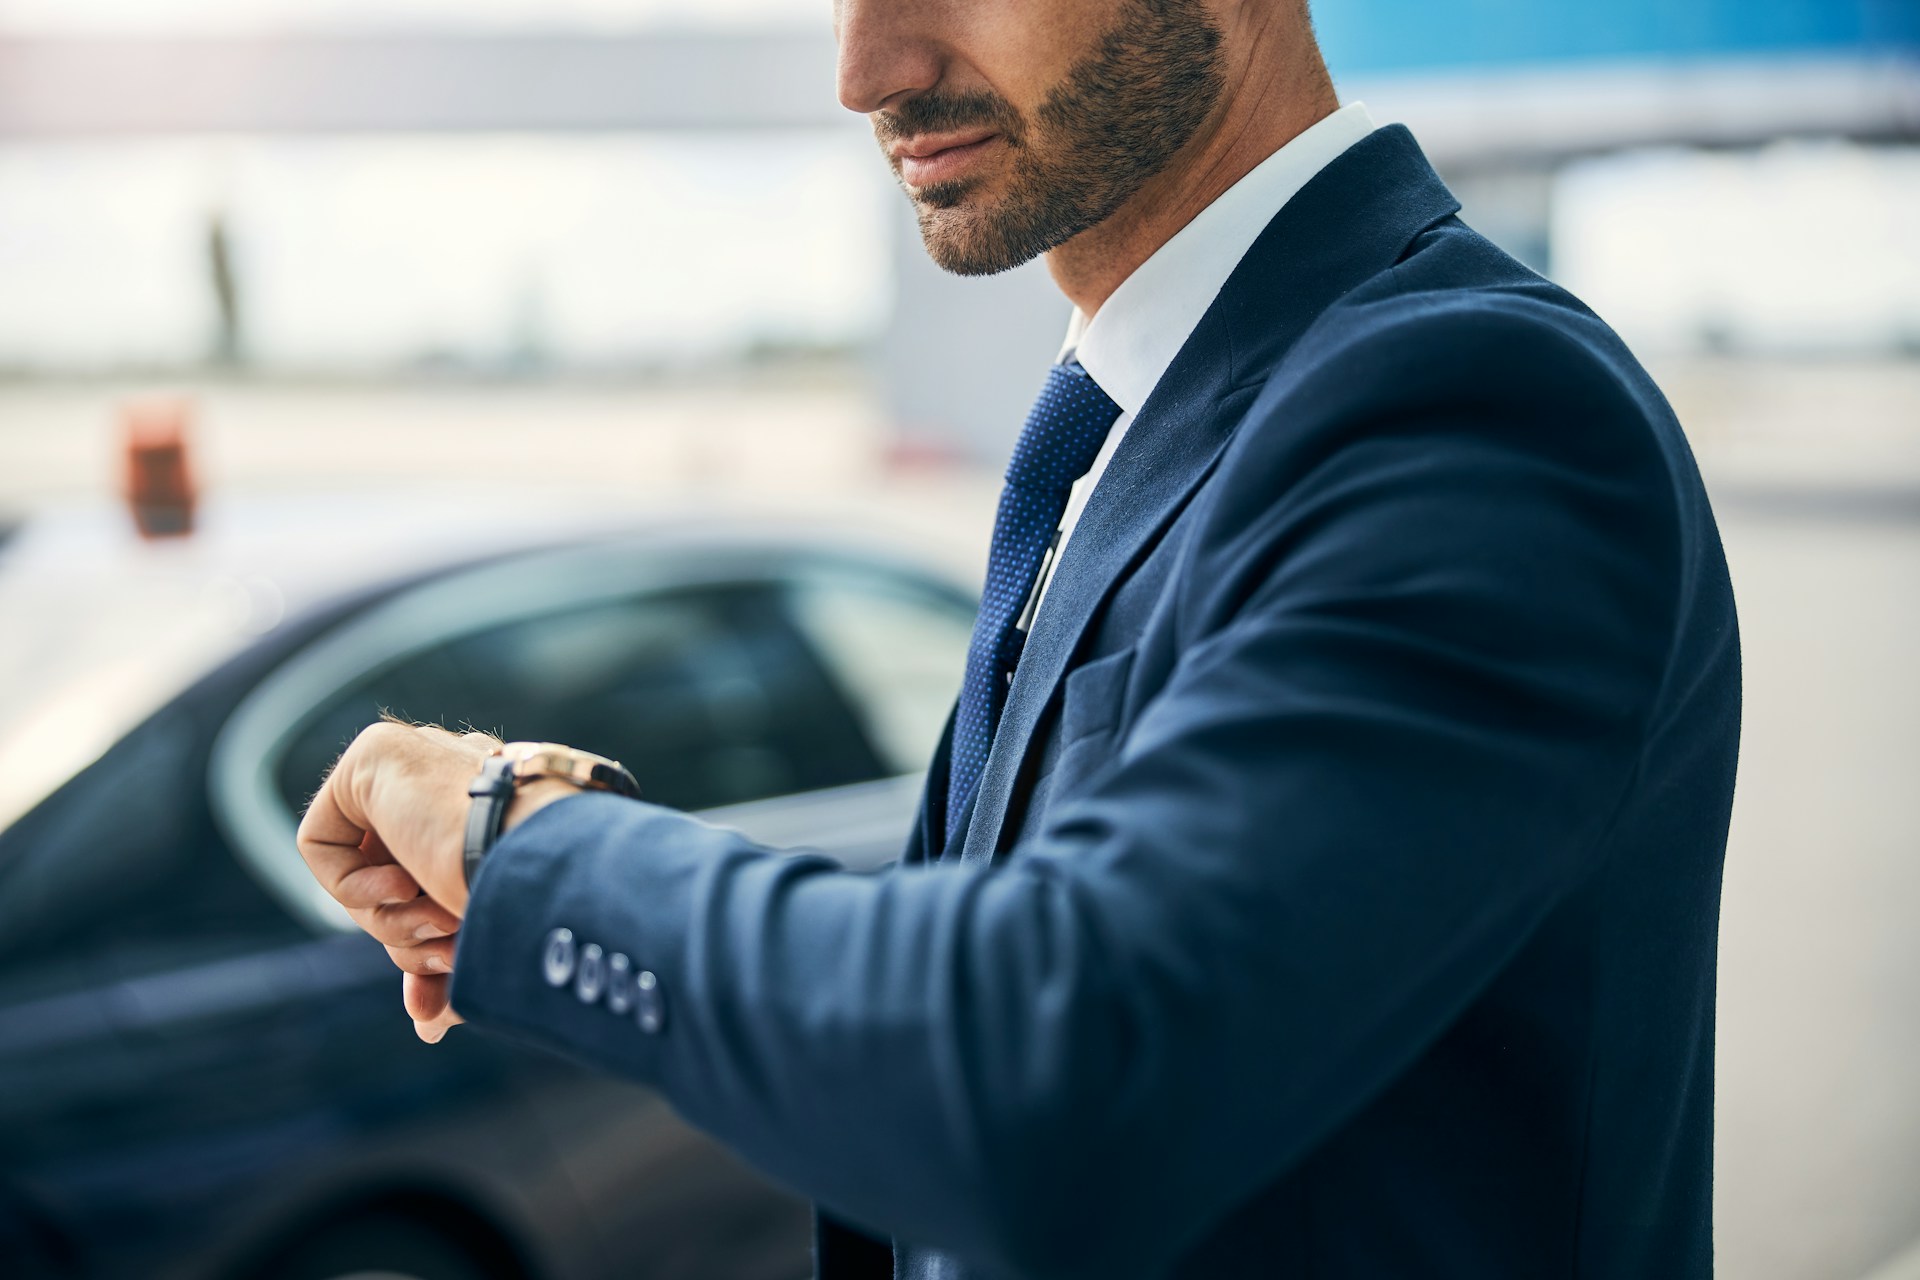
[
  {"left": 1182, "top": 260, "right": 1689, "bottom": 649},
  {"left": 1212, "top": 257, "right": 1685, "bottom": 525},
  {"left": 1289, "top": 273, "right": 1658, "bottom": 443}
]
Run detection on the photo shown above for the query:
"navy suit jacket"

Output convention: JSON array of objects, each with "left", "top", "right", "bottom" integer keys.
[{"left": 451, "top": 126, "right": 1741, "bottom": 1279}]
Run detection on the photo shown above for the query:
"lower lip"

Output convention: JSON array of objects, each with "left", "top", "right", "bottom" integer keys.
[{"left": 899, "top": 137, "right": 1000, "bottom": 188}]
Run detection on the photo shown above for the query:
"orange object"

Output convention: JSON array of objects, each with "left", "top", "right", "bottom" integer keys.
[{"left": 121, "top": 399, "right": 199, "bottom": 539}]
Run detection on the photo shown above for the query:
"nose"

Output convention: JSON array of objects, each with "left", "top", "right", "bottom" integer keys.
[{"left": 834, "top": 0, "right": 943, "bottom": 115}]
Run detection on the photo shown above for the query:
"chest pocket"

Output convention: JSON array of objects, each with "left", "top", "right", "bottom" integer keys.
[
  {"left": 1035, "top": 646, "right": 1139, "bottom": 821},
  {"left": 1060, "top": 646, "right": 1137, "bottom": 747}
]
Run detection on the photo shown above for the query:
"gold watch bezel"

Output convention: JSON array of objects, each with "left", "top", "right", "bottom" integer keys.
[{"left": 493, "top": 741, "right": 640, "bottom": 797}]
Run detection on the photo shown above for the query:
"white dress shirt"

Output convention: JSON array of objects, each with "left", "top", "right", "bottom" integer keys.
[{"left": 1026, "top": 101, "right": 1378, "bottom": 624}]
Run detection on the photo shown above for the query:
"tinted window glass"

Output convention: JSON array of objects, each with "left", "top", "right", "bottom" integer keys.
[
  {"left": 784, "top": 566, "right": 974, "bottom": 776},
  {"left": 276, "top": 583, "right": 887, "bottom": 815}
]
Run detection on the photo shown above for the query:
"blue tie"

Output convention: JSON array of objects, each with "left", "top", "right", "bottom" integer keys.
[{"left": 946, "top": 361, "right": 1123, "bottom": 841}]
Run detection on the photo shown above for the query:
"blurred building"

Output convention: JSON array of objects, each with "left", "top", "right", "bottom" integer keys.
[
  {"left": 0, "top": 5, "right": 1917, "bottom": 1279},
  {"left": 0, "top": 0, "right": 1913, "bottom": 451}
]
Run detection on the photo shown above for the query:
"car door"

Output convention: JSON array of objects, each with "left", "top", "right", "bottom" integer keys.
[
  {"left": 205, "top": 537, "right": 975, "bottom": 1280},
  {"left": 0, "top": 535, "right": 975, "bottom": 1280},
  {"left": 0, "top": 683, "right": 598, "bottom": 1280}
]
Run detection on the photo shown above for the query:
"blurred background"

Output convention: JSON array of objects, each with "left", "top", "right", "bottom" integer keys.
[{"left": 0, "top": 1, "right": 1915, "bottom": 1278}]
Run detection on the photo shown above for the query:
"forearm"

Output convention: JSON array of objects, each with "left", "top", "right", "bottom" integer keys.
[
  {"left": 448, "top": 689, "right": 1638, "bottom": 1280},
  {"left": 451, "top": 792, "right": 1108, "bottom": 1270}
]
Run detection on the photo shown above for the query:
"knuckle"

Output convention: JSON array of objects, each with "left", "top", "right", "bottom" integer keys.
[
  {"left": 350, "top": 721, "right": 389, "bottom": 751},
  {"left": 362, "top": 719, "right": 422, "bottom": 757}
]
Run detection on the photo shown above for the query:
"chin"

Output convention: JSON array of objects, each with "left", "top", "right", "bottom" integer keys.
[
  {"left": 918, "top": 222, "right": 1014, "bottom": 277},
  {"left": 913, "top": 200, "right": 1031, "bottom": 277}
]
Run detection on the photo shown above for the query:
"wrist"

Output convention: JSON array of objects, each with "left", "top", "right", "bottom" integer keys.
[
  {"left": 463, "top": 742, "right": 641, "bottom": 900},
  {"left": 501, "top": 777, "right": 578, "bottom": 837}
]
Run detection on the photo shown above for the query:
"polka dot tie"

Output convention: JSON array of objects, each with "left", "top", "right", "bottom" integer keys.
[{"left": 946, "top": 361, "right": 1123, "bottom": 842}]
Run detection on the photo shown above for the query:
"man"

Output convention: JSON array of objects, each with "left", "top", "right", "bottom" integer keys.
[{"left": 297, "top": 0, "right": 1741, "bottom": 1275}]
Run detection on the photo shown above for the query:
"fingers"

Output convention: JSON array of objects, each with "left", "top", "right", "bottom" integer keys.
[
  {"left": 301, "top": 773, "right": 423, "bottom": 910},
  {"left": 296, "top": 755, "right": 368, "bottom": 874},
  {"left": 295, "top": 727, "right": 393, "bottom": 906},
  {"left": 296, "top": 722, "right": 490, "bottom": 1049},
  {"left": 298, "top": 811, "right": 419, "bottom": 908},
  {"left": 296, "top": 720, "right": 474, "bottom": 916},
  {"left": 359, "top": 827, "right": 396, "bottom": 866},
  {"left": 404, "top": 969, "right": 452, "bottom": 1020},
  {"left": 351, "top": 895, "right": 462, "bottom": 949},
  {"left": 336, "top": 863, "right": 426, "bottom": 911},
  {"left": 404, "top": 972, "right": 466, "bottom": 1044},
  {"left": 384, "top": 934, "right": 457, "bottom": 976}
]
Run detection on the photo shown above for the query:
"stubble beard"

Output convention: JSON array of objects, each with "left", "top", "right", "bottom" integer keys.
[{"left": 881, "top": 0, "right": 1228, "bottom": 277}]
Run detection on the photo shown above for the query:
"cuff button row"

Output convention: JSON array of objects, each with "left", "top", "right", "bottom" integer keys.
[{"left": 542, "top": 927, "right": 665, "bottom": 1035}]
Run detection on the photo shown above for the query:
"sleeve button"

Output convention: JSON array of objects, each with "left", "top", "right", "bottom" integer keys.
[
  {"left": 541, "top": 928, "right": 576, "bottom": 988},
  {"left": 634, "top": 970, "right": 666, "bottom": 1035},
  {"left": 574, "top": 943, "right": 605, "bottom": 1005},
  {"left": 605, "top": 952, "right": 634, "bottom": 1015}
]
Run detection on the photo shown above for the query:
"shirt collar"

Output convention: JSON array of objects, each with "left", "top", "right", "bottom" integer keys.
[{"left": 1059, "top": 101, "right": 1377, "bottom": 415}]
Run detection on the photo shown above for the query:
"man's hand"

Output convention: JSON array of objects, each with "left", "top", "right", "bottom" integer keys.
[{"left": 295, "top": 720, "right": 574, "bottom": 1043}]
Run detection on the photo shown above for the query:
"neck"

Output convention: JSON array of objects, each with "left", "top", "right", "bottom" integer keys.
[{"left": 1046, "top": 18, "right": 1339, "bottom": 318}]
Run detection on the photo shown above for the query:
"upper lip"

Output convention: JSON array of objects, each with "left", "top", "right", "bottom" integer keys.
[{"left": 889, "top": 129, "right": 998, "bottom": 161}]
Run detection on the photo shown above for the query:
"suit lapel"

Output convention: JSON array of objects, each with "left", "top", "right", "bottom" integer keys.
[
  {"left": 950, "top": 125, "right": 1461, "bottom": 867},
  {"left": 954, "top": 335, "right": 1249, "bottom": 865}
]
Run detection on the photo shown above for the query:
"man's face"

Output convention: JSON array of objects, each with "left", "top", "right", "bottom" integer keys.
[{"left": 836, "top": 0, "right": 1227, "bottom": 276}]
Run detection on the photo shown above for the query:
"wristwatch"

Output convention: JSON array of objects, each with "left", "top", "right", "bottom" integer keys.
[{"left": 465, "top": 741, "right": 642, "bottom": 889}]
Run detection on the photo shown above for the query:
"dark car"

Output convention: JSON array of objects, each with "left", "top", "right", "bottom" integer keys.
[{"left": 0, "top": 500, "right": 975, "bottom": 1280}]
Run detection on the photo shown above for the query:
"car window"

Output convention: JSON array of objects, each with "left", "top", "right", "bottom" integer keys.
[
  {"left": 274, "top": 583, "right": 890, "bottom": 816},
  {"left": 783, "top": 566, "right": 974, "bottom": 776}
]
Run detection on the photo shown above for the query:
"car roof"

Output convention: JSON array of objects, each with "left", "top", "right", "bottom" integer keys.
[{"left": 0, "top": 487, "right": 978, "bottom": 834}]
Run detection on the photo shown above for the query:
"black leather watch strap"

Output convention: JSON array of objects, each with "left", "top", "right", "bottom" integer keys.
[{"left": 464, "top": 754, "right": 518, "bottom": 891}]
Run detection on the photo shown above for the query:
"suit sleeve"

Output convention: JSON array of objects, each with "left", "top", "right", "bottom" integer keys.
[{"left": 451, "top": 308, "right": 1681, "bottom": 1279}]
